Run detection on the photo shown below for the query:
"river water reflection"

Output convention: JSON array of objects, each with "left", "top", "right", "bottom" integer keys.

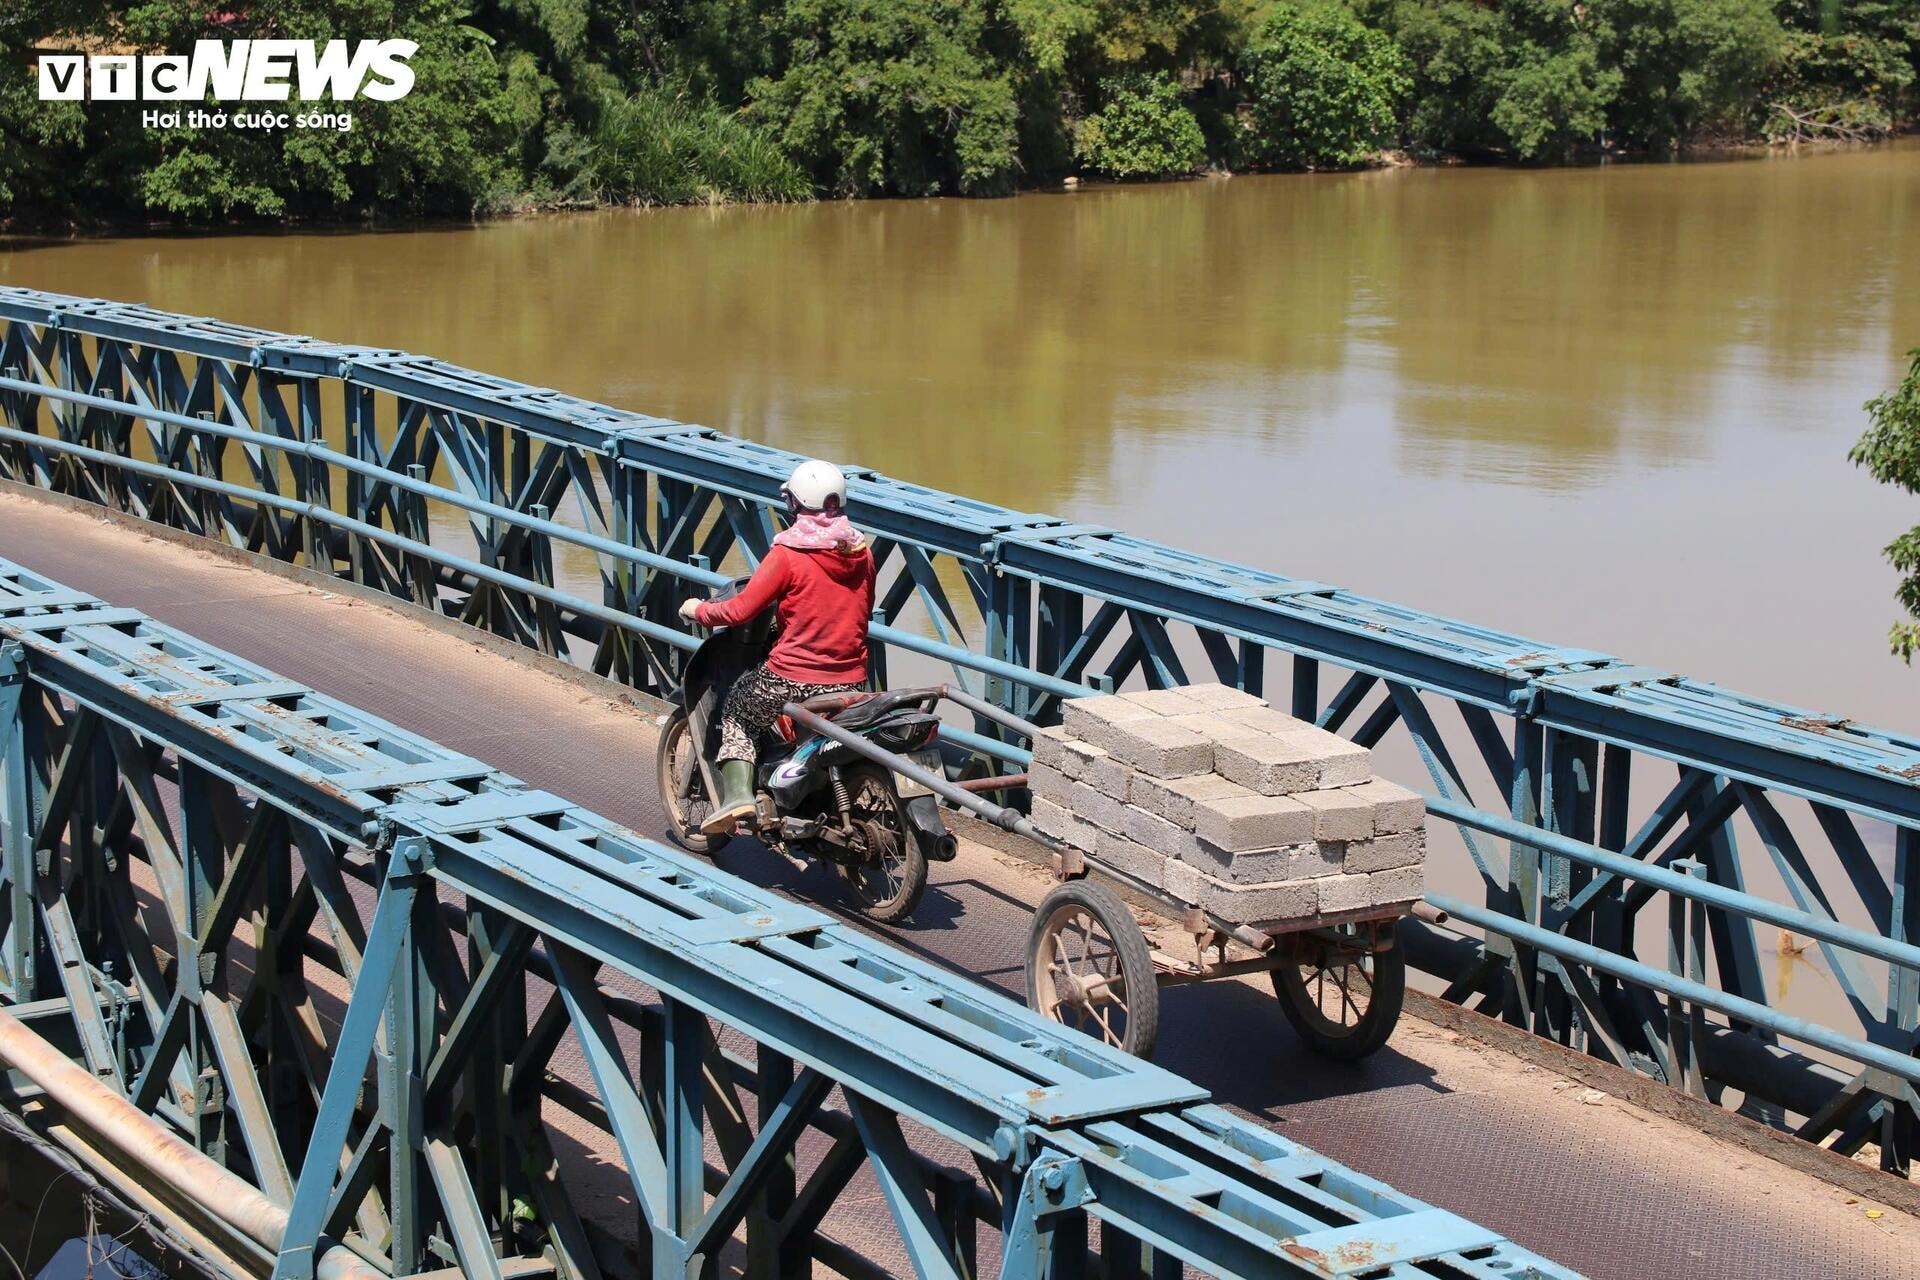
[{"left": 2, "top": 142, "right": 1917, "bottom": 726}]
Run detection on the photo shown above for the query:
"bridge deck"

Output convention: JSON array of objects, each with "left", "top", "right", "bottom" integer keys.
[{"left": 3, "top": 488, "right": 1912, "bottom": 1280}]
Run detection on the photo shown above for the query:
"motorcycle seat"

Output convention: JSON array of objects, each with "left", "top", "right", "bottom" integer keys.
[{"left": 826, "top": 688, "right": 934, "bottom": 732}]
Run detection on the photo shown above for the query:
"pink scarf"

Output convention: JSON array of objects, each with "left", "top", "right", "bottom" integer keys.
[{"left": 774, "top": 509, "right": 866, "bottom": 553}]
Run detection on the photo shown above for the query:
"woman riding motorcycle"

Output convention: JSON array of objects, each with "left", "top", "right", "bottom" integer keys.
[{"left": 677, "top": 460, "right": 876, "bottom": 835}]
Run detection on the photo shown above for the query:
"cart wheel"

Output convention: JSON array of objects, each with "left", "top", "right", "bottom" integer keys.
[
  {"left": 656, "top": 710, "right": 722, "bottom": 854},
  {"left": 1271, "top": 926, "right": 1405, "bottom": 1060},
  {"left": 1026, "top": 881, "right": 1158, "bottom": 1057}
]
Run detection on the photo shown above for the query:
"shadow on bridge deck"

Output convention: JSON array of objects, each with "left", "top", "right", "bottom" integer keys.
[{"left": 2, "top": 488, "right": 1913, "bottom": 1280}]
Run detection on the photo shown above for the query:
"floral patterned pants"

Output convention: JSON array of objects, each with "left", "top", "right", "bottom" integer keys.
[{"left": 716, "top": 665, "right": 863, "bottom": 762}]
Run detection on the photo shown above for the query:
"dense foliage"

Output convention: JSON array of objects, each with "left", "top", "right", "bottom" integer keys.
[
  {"left": 2, "top": 0, "right": 1917, "bottom": 224},
  {"left": 1240, "top": 4, "right": 1408, "bottom": 168},
  {"left": 1852, "top": 350, "right": 1920, "bottom": 663},
  {"left": 562, "top": 88, "right": 809, "bottom": 206},
  {"left": 1073, "top": 71, "right": 1206, "bottom": 176},
  {"left": 747, "top": 0, "right": 1021, "bottom": 195}
]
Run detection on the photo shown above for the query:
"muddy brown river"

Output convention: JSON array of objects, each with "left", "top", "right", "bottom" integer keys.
[{"left": 3, "top": 142, "right": 1917, "bottom": 729}]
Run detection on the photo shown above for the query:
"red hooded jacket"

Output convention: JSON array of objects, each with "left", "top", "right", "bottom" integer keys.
[{"left": 693, "top": 544, "right": 875, "bottom": 685}]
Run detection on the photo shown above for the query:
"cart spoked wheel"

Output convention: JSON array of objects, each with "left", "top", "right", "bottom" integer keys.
[
  {"left": 1271, "top": 925, "right": 1405, "bottom": 1060},
  {"left": 656, "top": 710, "right": 722, "bottom": 855},
  {"left": 1026, "top": 881, "right": 1158, "bottom": 1057},
  {"left": 834, "top": 765, "right": 929, "bottom": 924}
]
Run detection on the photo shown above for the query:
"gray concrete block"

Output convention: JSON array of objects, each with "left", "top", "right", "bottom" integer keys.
[
  {"left": 1061, "top": 695, "right": 1158, "bottom": 742},
  {"left": 1343, "top": 779, "right": 1426, "bottom": 834},
  {"left": 1215, "top": 877, "right": 1318, "bottom": 924},
  {"left": 1056, "top": 737, "right": 1107, "bottom": 782},
  {"left": 1192, "top": 791, "right": 1315, "bottom": 852},
  {"left": 1287, "top": 842, "right": 1346, "bottom": 879},
  {"left": 1031, "top": 796, "right": 1095, "bottom": 849},
  {"left": 1093, "top": 829, "right": 1167, "bottom": 889},
  {"left": 1279, "top": 728, "right": 1371, "bottom": 786},
  {"left": 1067, "top": 780, "right": 1131, "bottom": 835},
  {"left": 1212, "top": 735, "right": 1322, "bottom": 795},
  {"left": 1192, "top": 839, "right": 1343, "bottom": 885},
  {"left": 1317, "top": 873, "right": 1373, "bottom": 914},
  {"left": 1190, "top": 839, "right": 1304, "bottom": 885},
  {"left": 1295, "top": 788, "right": 1376, "bottom": 842},
  {"left": 1163, "top": 859, "right": 1318, "bottom": 923},
  {"left": 1028, "top": 760, "right": 1076, "bottom": 806},
  {"left": 1030, "top": 725, "right": 1070, "bottom": 771},
  {"left": 1162, "top": 711, "right": 1272, "bottom": 743},
  {"left": 1131, "top": 772, "right": 1247, "bottom": 830},
  {"left": 1367, "top": 864, "right": 1426, "bottom": 905},
  {"left": 1063, "top": 706, "right": 1170, "bottom": 761},
  {"left": 1342, "top": 830, "right": 1426, "bottom": 874},
  {"left": 1318, "top": 740, "right": 1375, "bottom": 787},
  {"left": 1121, "top": 803, "right": 1204, "bottom": 862},
  {"left": 1078, "top": 749, "right": 1135, "bottom": 800},
  {"left": 1048, "top": 738, "right": 1134, "bottom": 802},
  {"left": 1176, "top": 683, "right": 1267, "bottom": 712},
  {"left": 1117, "top": 686, "right": 1210, "bottom": 716},
  {"left": 1214, "top": 706, "right": 1315, "bottom": 736},
  {"left": 1162, "top": 858, "right": 1207, "bottom": 907},
  {"left": 1100, "top": 717, "right": 1213, "bottom": 778}
]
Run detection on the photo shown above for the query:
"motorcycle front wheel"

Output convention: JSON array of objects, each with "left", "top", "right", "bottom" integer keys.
[
  {"left": 656, "top": 709, "right": 723, "bottom": 854},
  {"left": 833, "top": 765, "right": 929, "bottom": 923}
]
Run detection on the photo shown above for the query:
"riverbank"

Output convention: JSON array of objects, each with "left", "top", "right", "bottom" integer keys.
[
  {"left": 4, "top": 0, "right": 1913, "bottom": 229},
  {"left": 3, "top": 128, "right": 1909, "bottom": 241}
]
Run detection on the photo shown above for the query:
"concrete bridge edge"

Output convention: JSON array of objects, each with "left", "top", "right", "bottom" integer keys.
[{"left": 9, "top": 475, "right": 1914, "bottom": 1222}]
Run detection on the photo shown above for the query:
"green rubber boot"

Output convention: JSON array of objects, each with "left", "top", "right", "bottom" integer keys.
[{"left": 703, "top": 759, "right": 756, "bottom": 836}]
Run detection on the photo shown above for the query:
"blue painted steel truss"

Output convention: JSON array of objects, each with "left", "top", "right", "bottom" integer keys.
[
  {"left": 0, "top": 557, "right": 1574, "bottom": 1279},
  {"left": 0, "top": 286, "right": 1915, "bottom": 1173}
]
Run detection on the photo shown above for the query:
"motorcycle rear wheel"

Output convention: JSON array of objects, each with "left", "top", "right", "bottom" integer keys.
[{"left": 833, "top": 765, "right": 928, "bottom": 923}]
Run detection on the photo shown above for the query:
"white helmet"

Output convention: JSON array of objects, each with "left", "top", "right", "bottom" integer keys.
[{"left": 781, "top": 459, "right": 847, "bottom": 513}]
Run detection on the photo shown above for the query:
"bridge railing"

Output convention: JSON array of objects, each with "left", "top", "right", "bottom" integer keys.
[
  {"left": 1, "top": 286, "right": 1915, "bottom": 1173},
  {"left": 0, "top": 555, "right": 1574, "bottom": 1280}
]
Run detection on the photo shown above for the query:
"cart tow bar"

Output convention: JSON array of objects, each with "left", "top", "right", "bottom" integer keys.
[{"left": 782, "top": 701, "right": 1064, "bottom": 848}]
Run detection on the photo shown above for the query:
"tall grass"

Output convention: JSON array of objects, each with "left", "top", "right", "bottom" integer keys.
[{"left": 585, "top": 90, "right": 812, "bottom": 206}]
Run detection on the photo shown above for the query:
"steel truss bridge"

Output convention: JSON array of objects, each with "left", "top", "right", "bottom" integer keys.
[
  {"left": 0, "top": 287, "right": 1910, "bottom": 1207},
  {"left": 0, "top": 556, "right": 1577, "bottom": 1279}
]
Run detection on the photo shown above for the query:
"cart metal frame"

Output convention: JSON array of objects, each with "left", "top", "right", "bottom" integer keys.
[
  {"left": 1025, "top": 834, "right": 1417, "bottom": 1058},
  {"left": 767, "top": 683, "right": 1422, "bottom": 1060}
]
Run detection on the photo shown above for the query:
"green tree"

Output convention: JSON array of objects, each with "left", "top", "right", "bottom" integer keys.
[
  {"left": 1073, "top": 70, "right": 1205, "bottom": 176},
  {"left": 1004, "top": 0, "right": 1252, "bottom": 74},
  {"left": 1239, "top": 3, "right": 1409, "bottom": 169},
  {"left": 0, "top": 0, "right": 532, "bottom": 221},
  {"left": 1851, "top": 350, "right": 1920, "bottom": 662},
  {"left": 1365, "top": 0, "right": 1504, "bottom": 154},
  {"left": 0, "top": 1, "right": 118, "bottom": 215},
  {"left": 1485, "top": 11, "right": 1618, "bottom": 160},
  {"left": 1598, "top": 0, "right": 1781, "bottom": 148},
  {"left": 1765, "top": 0, "right": 1919, "bottom": 140},
  {"left": 748, "top": 0, "right": 1021, "bottom": 196},
  {"left": 1366, "top": 0, "right": 1618, "bottom": 160}
]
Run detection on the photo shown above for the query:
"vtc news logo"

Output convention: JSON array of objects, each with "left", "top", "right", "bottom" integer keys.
[{"left": 37, "top": 40, "right": 417, "bottom": 102}]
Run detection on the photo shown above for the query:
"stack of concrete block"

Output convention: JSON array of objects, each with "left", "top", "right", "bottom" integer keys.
[{"left": 1026, "top": 684, "right": 1426, "bottom": 927}]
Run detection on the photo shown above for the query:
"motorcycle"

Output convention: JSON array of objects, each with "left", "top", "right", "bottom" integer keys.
[{"left": 654, "top": 580, "right": 957, "bottom": 923}]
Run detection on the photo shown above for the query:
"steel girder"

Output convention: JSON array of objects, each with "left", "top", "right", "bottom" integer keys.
[
  {"left": 0, "top": 557, "right": 1576, "bottom": 1280},
  {"left": 0, "top": 286, "right": 1915, "bottom": 1165}
]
